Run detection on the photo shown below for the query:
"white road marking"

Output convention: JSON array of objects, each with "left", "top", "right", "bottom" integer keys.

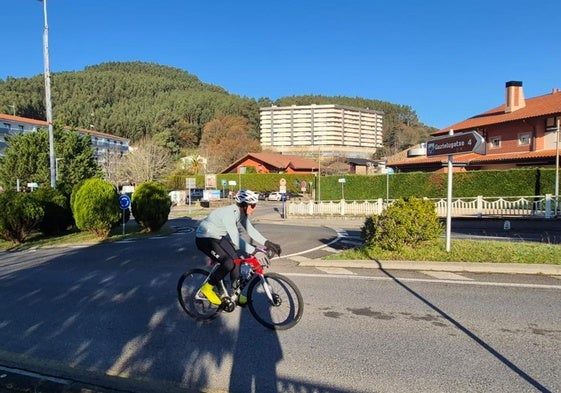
[
  {"left": 421, "top": 271, "right": 473, "bottom": 281},
  {"left": 284, "top": 272, "right": 561, "bottom": 290},
  {"left": 316, "top": 267, "right": 355, "bottom": 275}
]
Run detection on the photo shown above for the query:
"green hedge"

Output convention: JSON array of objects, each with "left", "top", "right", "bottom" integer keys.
[{"left": 165, "top": 168, "right": 558, "bottom": 201}]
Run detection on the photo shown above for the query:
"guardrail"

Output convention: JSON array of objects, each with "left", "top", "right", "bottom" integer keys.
[{"left": 287, "top": 194, "right": 559, "bottom": 219}]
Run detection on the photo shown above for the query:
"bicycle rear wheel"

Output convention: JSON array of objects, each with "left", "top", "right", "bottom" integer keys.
[
  {"left": 247, "top": 272, "right": 303, "bottom": 330},
  {"left": 177, "top": 269, "right": 220, "bottom": 322}
]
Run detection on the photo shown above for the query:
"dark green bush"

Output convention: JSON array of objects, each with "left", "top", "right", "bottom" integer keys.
[
  {"left": 71, "top": 178, "right": 121, "bottom": 238},
  {"left": 31, "top": 187, "right": 74, "bottom": 235},
  {"left": 361, "top": 197, "right": 443, "bottom": 251},
  {"left": 0, "top": 190, "right": 44, "bottom": 244},
  {"left": 131, "top": 182, "right": 171, "bottom": 232}
]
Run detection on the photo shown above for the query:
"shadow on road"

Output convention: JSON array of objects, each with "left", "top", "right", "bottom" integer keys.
[
  {"left": 0, "top": 222, "right": 358, "bottom": 393},
  {"left": 373, "top": 259, "right": 553, "bottom": 393}
]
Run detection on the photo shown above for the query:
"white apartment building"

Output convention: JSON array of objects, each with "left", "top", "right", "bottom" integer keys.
[
  {"left": 0, "top": 113, "right": 129, "bottom": 163},
  {"left": 260, "top": 104, "right": 384, "bottom": 159}
]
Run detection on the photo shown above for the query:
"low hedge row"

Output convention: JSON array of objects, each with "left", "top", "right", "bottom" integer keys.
[{"left": 165, "top": 168, "right": 558, "bottom": 200}]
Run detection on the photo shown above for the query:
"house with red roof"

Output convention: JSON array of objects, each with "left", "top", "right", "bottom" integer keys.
[
  {"left": 388, "top": 81, "right": 561, "bottom": 172},
  {"left": 220, "top": 153, "right": 318, "bottom": 174}
]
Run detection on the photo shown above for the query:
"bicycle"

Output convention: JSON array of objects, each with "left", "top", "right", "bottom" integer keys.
[{"left": 177, "top": 249, "right": 303, "bottom": 330}]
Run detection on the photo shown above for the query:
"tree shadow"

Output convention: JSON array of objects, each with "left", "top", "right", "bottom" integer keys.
[{"left": 0, "top": 215, "right": 366, "bottom": 392}]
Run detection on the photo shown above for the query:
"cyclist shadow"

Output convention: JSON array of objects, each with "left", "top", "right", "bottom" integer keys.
[{"left": 229, "top": 308, "right": 283, "bottom": 392}]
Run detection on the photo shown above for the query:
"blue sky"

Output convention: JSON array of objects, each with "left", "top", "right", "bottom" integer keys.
[{"left": 3, "top": 0, "right": 560, "bottom": 130}]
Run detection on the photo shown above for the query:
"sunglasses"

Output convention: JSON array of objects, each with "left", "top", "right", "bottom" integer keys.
[{"left": 249, "top": 204, "right": 257, "bottom": 209}]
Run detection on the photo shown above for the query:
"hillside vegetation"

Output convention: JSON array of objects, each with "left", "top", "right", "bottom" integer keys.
[{"left": 0, "top": 61, "right": 435, "bottom": 156}]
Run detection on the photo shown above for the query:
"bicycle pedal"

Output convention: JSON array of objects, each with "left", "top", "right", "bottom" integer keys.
[{"left": 220, "top": 297, "right": 236, "bottom": 312}]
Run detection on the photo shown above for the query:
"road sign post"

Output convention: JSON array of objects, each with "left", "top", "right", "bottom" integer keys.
[
  {"left": 338, "top": 178, "right": 346, "bottom": 200},
  {"left": 427, "top": 130, "right": 486, "bottom": 252},
  {"left": 118, "top": 194, "right": 131, "bottom": 236},
  {"left": 426, "top": 131, "right": 485, "bottom": 157}
]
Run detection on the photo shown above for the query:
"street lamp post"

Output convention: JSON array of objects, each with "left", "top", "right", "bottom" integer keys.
[{"left": 40, "top": 0, "right": 56, "bottom": 188}]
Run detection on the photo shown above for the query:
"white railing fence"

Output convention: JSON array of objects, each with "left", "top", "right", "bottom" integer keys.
[{"left": 287, "top": 194, "right": 559, "bottom": 219}]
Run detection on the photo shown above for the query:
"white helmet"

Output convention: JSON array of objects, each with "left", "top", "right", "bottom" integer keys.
[{"left": 235, "top": 189, "right": 259, "bottom": 205}]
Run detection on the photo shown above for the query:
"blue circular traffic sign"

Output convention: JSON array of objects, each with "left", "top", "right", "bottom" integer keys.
[{"left": 119, "top": 194, "right": 131, "bottom": 209}]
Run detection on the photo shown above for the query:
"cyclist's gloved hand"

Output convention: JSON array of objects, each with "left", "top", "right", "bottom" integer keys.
[{"left": 265, "top": 240, "right": 282, "bottom": 257}]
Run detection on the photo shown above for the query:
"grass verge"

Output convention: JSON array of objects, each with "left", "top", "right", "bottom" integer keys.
[
  {"left": 325, "top": 239, "right": 561, "bottom": 264},
  {"left": 0, "top": 222, "right": 174, "bottom": 252}
]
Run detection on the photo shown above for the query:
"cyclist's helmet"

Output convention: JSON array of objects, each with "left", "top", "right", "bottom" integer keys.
[{"left": 235, "top": 189, "right": 259, "bottom": 205}]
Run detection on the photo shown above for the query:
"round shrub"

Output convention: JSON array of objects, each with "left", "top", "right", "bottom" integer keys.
[
  {"left": 361, "top": 197, "right": 442, "bottom": 251},
  {"left": 71, "top": 178, "right": 121, "bottom": 238},
  {"left": 131, "top": 182, "right": 171, "bottom": 232},
  {"left": 0, "top": 190, "right": 44, "bottom": 244},
  {"left": 31, "top": 187, "right": 74, "bottom": 235}
]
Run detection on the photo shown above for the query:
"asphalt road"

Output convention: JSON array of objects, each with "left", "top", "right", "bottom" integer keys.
[{"left": 0, "top": 214, "right": 560, "bottom": 393}]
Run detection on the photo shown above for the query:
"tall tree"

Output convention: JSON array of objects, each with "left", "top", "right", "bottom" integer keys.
[
  {"left": 199, "top": 115, "right": 261, "bottom": 173},
  {"left": 118, "top": 138, "right": 172, "bottom": 184},
  {"left": 0, "top": 127, "right": 100, "bottom": 191}
]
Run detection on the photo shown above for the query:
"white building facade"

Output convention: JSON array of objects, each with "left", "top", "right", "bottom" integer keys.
[
  {"left": 260, "top": 104, "right": 384, "bottom": 159},
  {"left": 0, "top": 113, "right": 129, "bottom": 162}
]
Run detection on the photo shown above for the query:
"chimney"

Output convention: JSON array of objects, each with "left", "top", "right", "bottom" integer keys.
[{"left": 505, "top": 81, "right": 525, "bottom": 113}]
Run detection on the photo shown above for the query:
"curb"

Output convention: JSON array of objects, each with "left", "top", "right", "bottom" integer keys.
[{"left": 296, "top": 259, "right": 561, "bottom": 275}]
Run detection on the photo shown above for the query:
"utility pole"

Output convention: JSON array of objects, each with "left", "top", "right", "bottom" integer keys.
[{"left": 40, "top": 0, "right": 57, "bottom": 188}]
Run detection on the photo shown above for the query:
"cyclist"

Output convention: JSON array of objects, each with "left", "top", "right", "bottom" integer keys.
[{"left": 195, "top": 189, "right": 282, "bottom": 306}]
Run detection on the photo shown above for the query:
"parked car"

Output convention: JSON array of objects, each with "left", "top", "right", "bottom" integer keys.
[
  {"left": 287, "top": 192, "right": 302, "bottom": 200},
  {"left": 268, "top": 191, "right": 283, "bottom": 201},
  {"left": 188, "top": 188, "right": 204, "bottom": 202},
  {"left": 258, "top": 191, "right": 270, "bottom": 201}
]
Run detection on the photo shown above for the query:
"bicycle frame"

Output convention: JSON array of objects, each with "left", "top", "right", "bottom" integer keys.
[{"left": 201, "top": 252, "right": 274, "bottom": 306}]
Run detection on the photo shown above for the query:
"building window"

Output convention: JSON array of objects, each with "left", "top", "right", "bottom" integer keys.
[
  {"left": 518, "top": 133, "right": 531, "bottom": 146},
  {"left": 546, "top": 116, "right": 560, "bottom": 131},
  {"left": 490, "top": 137, "right": 501, "bottom": 149}
]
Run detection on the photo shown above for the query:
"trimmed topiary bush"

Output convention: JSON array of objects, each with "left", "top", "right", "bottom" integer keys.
[
  {"left": 71, "top": 178, "right": 121, "bottom": 238},
  {"left": 131, "top": 182, "right": 171, "bottom": 232},
  {"left": 0, "top": 190, "right": 44, "bottom": 244},
  {"left": 361, "top": 197, "right": 443, "bottom": 251},
  {"left": 31, "top": 187, "right": 74, "bottom": 236}
]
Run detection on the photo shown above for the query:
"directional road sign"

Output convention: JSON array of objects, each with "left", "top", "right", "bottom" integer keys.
[
  {"left": 426, "top": 131, "right": 486, "bottom": 157},
  {"left": 119, "top": 194, "right": 131, "bottom": 210}
]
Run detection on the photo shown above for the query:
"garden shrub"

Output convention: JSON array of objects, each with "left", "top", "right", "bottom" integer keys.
[
  {"left": 361, "top": 197, "right": 442, "bottom": 251},
  {"left": 0, "top": 190, "right": 44, "bottom": 244},
  {"left": 131, "top": 182, "right": 171, "bottom": 232},
  {"left": 71, "top": 178, "right": 121, "bottom": 238},
  {"left": 31, "top": 187, "right": 74, "bottom": 235}
]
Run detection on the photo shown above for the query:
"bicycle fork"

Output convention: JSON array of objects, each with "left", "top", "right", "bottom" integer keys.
[{"left": 258, "top": 275, "right": 280, "bottom": 306}]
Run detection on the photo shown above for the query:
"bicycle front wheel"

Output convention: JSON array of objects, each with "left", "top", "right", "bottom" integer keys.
[
  {"left": 177, "top": 269, "right": 220, "bottom": 322},
  {"left": 247, "top": 272, "right": 303, "bottom": 330}
]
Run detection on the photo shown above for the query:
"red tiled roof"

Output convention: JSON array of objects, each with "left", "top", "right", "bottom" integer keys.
[
  {"left": 248, "top": 153, "right": 317, "bottom": 169},
  {"left": 389, "top": 149, "right": 559, "bottom": 168},
  {"left": 434, "top": 90, "right": 561, "bottom": 135},
  {"left": 0, "top": 113, "right": 129, "bottom": 142},
  {"left": 221, "top": 152, "right": 318, "bottom": 173},
  {"left": 0, "top": 113, "right": 47, "bottom": 126}
]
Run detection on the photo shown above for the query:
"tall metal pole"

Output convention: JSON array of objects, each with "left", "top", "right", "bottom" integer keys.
[
  {"left": 41, "top": 0, "right": 56, "bottom": 188},
  {"left": 555, "top": 119, "right": 560, "bottom": 216},
  {"left": 446, "top": 129, "right": 454, "bottom": 252},
  {"left": 317, "top": 147, "right": 321, "bottom": 201}
]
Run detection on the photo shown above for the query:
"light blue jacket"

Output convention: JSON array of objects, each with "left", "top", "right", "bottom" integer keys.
[{"left": 196, "top": 204, "right": 268, "bottom": 254}]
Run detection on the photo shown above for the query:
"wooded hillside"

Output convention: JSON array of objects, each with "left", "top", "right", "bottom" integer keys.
[{"left": 0, "top": 61, "right": 436, "bottom": 156}]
